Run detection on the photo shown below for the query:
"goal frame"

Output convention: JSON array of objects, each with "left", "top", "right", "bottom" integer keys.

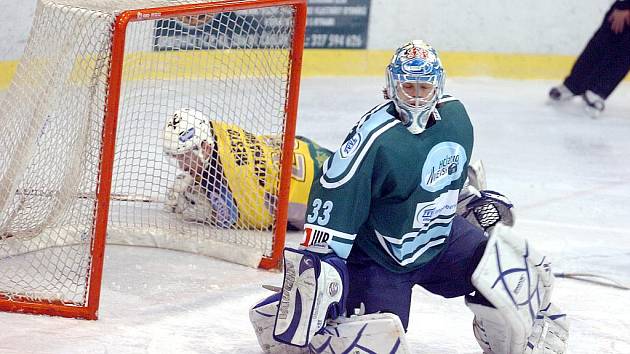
[{"left": 0, "top": 0, "right": 307, "bottom": 320}]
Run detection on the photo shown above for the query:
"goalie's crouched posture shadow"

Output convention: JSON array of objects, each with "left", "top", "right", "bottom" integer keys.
[
  {"left": 249, "top": 40, "right": 569, "bottom": 354},
  {"left": 161, "top": 108, "right": 331, "bottom": 230}
]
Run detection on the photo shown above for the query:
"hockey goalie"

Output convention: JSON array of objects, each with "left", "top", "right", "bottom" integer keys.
[{"left": 249, "top": 40, "right": 569, "bottom": 354}]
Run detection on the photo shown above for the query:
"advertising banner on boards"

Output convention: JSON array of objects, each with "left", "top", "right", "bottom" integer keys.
[{"left": 153, "top": 0, "right": 371, "bottom": 50}]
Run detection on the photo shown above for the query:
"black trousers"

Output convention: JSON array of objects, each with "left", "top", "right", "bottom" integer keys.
[{"left": 564, "top": 6, "right": 630, "bottom": 99}]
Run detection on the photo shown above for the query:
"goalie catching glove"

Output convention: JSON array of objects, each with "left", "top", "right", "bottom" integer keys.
[
  {"left": 459, "top": 188, "right": 515, "bottom": 231},
  {"left": 458, "top": 160, "right": 515, "bottom": 231}
]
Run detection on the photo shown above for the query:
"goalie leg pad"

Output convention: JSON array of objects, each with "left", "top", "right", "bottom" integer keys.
[
  {"left": 252, "top": 294, "right": 410, "bottom": 354},
  {"left": 249, "top": 293, "right": 309, "bottom": 354},
  {"left": 309, "top": 313, "right": 411, "bottom": 354},
  {"left": 526, "top": 303, "right": 569, "bottom": 354},
  {"left": 274, "top": 247, "right": 348, "bottom": 347},
  {"left": 468, "top": 224, "right": 567, "bottom": 353},
  {"left": 466, "top": 298, "right": 569, "bottom": 354},
  {"left": 466, "top": 295, "right": 512, "bottom": 354}
]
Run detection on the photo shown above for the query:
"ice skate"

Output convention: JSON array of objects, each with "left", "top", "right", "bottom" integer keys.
[
  {"left": 583, "top": 90, "right": 605, "bottom": 118},
  {"left": 548, "top": 85, "right": 574, "bottom": 102}
]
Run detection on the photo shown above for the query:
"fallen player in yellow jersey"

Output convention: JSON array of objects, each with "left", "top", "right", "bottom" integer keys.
[{"left": 161, "top": 108, "right": 331, "bottom": 230}]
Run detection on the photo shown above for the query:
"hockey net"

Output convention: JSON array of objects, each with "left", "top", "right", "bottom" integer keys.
[{"left": 0, "top": 0, "right": 306, "bottom": 319}]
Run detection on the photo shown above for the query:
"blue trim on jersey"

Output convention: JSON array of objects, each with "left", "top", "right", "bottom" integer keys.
[
  {"left": 206, "top": 184, "right": 238, "bottom": 228},
  {"left": 197, "top": 174, "right": 238, "bottom": 228},
  {"left": 394, "top": 224, "right": 453, "bottom": 260},
  {"left": 375, "top": 222, "right": 453, "bottom": 265},
  {"left": 330, "top": 239, "right": 353, "bottom": 259},
  {"left": 322, "top": 103, "right": 399, "bottom": 188}
]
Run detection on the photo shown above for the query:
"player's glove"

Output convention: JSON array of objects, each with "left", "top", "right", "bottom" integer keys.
[
  {"left": 164, "top": 173, "right": 195, "bottom": 214},
  {"left": 458, "top": 188, "right": 515, "bottom": 231}
]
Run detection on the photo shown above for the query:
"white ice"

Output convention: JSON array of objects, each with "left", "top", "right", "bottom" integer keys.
[{"left": 1, "top": 77, "right": 629, "bottom": 354}]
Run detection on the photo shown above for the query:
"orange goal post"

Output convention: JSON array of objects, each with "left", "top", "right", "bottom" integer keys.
[{"left": 0, "top": 0, "right": 307, "bottom": 319}]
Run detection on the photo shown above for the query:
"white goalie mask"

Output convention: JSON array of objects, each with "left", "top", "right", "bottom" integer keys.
[
  {"left": 162, "top": 108, "right": 214, "bottom": 160},
  {"left": 386, "top": 40, "right": 445, "bottom": 134}
]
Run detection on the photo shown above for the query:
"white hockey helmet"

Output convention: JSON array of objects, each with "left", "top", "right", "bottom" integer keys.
[
  {"left": 162, "top": 108, "right": 213, "bottom": 156},
  {"left": 386, "top": 40, "right": 445, "bottom": 134}
]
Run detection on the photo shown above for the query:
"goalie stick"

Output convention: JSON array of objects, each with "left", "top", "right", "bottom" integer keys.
[
  {"left": 15, "top": 188, "right": 161, "bottom": 203},
  {"left": 554, "top": 272, "right": 629, "bottom": 290},
  {"left": 262, "top": 284, "right": 282, "bottom": 292}
]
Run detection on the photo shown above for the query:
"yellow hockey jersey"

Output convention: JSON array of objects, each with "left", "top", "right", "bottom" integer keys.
[{"left": 207, "top": 121, "right": 331, "bottom": 230}]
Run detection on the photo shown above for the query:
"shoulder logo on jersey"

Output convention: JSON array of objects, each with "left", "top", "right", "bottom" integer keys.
[
  {"left": 339, "top": 132, "right": 362, "bottom": 158},
  {"left": 420, "top": 142, "right": 467, "bottom": 192}
]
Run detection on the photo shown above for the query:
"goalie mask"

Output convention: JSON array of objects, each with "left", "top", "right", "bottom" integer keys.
[
  {"left": 162, "top": 108, "right": 214, "bottom": 160},
  {"left": 386, "top": 40, "right": 445, "bottom": 134}
]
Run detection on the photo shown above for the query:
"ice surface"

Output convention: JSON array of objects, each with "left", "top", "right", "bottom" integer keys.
[{"left": 1, "top": 77, "right": 629, "bottom": 353}]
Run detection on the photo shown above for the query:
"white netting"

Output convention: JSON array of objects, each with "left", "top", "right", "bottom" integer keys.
[{"left": 0, "top": 0, "right": 298, "bottom": 308}]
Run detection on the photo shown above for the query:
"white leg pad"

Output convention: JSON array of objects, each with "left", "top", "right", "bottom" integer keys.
[
  {"left": 469, "top": 224, "right": 568, "bottom": 354},
  {"left": 526, "top": 303, "right": 569, "bottom": 354},
  {"left": 467, "top": 300, "right": 569, "bottom": 354},
  {"left": 250, "top": 293, "right": 309, "bottom": 354},
  {"left": 466, "top": 299, "right": 512, "bottom": 354},
  {"left": 251, "top": 295, "right": 410, "bottom": 354},
  {"left": 310, "top": 313, "right": 411, "bottom": 354}
]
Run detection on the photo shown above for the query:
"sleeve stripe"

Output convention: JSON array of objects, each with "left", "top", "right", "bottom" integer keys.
[
  {"left": 303, "top": 224, "right": 356, "bottom": 259},
  {"left": 331, "top": 236, "right": 354, "bottom": 245},
  {"left": 356, "top": 101, "right": 392, "bottom": 127},
  {"left": 303, "top": 224, "right": 356, "bottom": 240},
  {"left": 321, "top": 120, "right": 400, "bottom": 189}
]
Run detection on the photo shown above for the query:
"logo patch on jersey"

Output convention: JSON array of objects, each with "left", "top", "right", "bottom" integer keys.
[
  {"left": 420, "top": 142, "right": 467, "bottom": 192},
  {"left": 179, "top": 127, "right": 195, "bottom": 142},
  {"left": 412, "top": 190, "right": 459, "bottom": 229},
  {"left": 414, "top": 203, "right": 436, "bottom": 228},
  {"left": 339, "top": 133, "right": 362, "bottom": 158},
  {"left": 302, "top": 226, "right": 330, "bottom": 246},
  {"left": 303, "top": 225, "right": 357, "bottom": 260}
]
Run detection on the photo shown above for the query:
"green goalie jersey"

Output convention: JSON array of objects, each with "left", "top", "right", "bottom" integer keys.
[{"left": 302, "top": 97, "right": 474, "bottom": 273}]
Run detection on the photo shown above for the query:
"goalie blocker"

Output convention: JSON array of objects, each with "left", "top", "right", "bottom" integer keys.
[{"left": 273, "top": 246, "right": 348, "bottom": 347}]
